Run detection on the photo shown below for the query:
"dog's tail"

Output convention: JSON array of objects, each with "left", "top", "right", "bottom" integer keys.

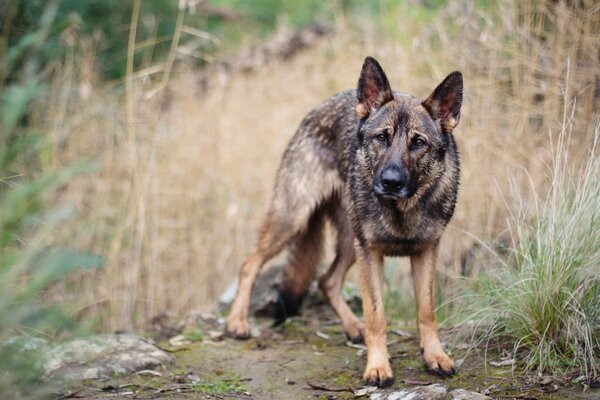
[{"left": 273, "top": 206, "right": 326, "bottom": 324}]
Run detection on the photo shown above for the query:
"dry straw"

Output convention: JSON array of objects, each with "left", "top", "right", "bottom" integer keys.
[{"left": 39, "top": 0, "right": 599, "bottom": 333}]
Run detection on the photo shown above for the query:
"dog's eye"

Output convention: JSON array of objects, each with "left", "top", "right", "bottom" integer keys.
[
  {"left": 376, "top": 133, "right": 387, "bottom": 144},
  {"left": 413, "top": 137, "right": 427, "bottom": 148}
]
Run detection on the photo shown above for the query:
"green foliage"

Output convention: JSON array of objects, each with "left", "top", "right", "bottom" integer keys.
[
  {"left": 0, "top": 1, "right": 104, "bottom": 397},
  {"left": 193, "top": 375, "right": 249, "bottom": 396},
  {"left": 5, "top": 1, "right": 451, "bottom": 82},
  {"left": 6, "top": 0, "right": 335, "bottom": 80},
  {"left": 215, "top": 0, "right": 330, "bottom": 31},
  {"left": 465, "top": 116, "right": 600, "bottom": 378},
  {"left": 7, "top": 0, "right": 189, "bottom": 79}
]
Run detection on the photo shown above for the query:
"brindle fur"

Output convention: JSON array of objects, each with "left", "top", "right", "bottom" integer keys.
[{"left": 226, "top": 56, "right": 463, "bottom": 388}]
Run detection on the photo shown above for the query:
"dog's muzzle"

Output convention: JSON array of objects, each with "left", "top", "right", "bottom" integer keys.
[{"left": 374, "top": 165, "right": 414, "bottom": 199}]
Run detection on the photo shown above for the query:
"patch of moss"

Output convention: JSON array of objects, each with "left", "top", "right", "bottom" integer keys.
[
  {"left": 182, "top": 330, "right": 204, "bottom": 342},
  {"left": 192, "top": 375, "right": 249, "bottom": 396}
]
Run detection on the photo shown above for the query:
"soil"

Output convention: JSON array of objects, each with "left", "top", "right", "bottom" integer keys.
[{"left": 60, "top": 307, "right": 599, "bottom": 400}]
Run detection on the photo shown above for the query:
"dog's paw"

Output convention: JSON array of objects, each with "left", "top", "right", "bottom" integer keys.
[
  {"left": 344, "top": 322, "right": 365, "bottom": 344},
  {"left": 363, "top": 362, "right": 394, "bottom": 388},
  {"left": 423, "top": 349, "right": 456, "bottom": 377},
  {"left": 225, "top": 318, "right": 251, "bottom": 340}
]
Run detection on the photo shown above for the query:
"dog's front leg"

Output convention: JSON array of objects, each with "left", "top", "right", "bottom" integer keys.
[
  {"left": 357, "top": 245, "right": 394, "bottom": 387},
  {"left": 410, "top": 242, "right": 456, "bottom": 376}
]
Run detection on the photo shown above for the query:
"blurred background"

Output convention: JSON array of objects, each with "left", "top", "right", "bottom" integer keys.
[{"left": 1, "top": 0, "right": 598, "bottom": 382}]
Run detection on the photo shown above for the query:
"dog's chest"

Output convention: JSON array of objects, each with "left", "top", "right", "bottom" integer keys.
[{"left": 360, "top": 204, "right": 443, "bottom": 256}]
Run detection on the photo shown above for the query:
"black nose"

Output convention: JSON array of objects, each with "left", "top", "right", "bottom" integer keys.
[{"left": 381, "top": 166, "right": 407, "bottom": 192}]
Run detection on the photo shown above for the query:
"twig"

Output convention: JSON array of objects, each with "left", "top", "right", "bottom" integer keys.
[
  {"left": 402, "top": 380, "right": 432, "bottom": 386},
  {"left": 306, "top": 382, "right": 353, "bottom": 393},
  {"left": 54, "top": 389, "right": 83, "bottom": 400}
]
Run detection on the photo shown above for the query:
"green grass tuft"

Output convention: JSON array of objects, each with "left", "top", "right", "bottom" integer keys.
[{"left": 466, "top": 101, "right": 600, "bottom": 379}]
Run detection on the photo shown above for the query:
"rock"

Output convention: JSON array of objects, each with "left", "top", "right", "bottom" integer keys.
[
  {"left": 44, "top": 334, "right": 172, "bottom": 381},
  {"left": 217, "top": 263, "right": 285, "bottom": 316},
  {"left": 217, "top": 264, "right": 362, "bottom": 318},
  {"left": 449, "top": 388, "right": 493, "bottom": 400},
  {"left": 7, "top": 335, "right": 49, "bottom": 351},
  {"left": 370, "top": 384, "right": 447, "bottom": 400}
]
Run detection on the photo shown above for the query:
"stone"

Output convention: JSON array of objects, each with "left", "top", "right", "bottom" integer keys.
[
  {"left": 449, "top": 388, "right": 493, "bottom": 400},
  {"left": 218, "top": 263, "right": 287, "bottom": 317},
  {"left": 217, "top": 264, "right": 362, "bottom": 318},
  {"left": 370, "top": 384, "right": 447, "bottom": 400},
  {"left": 43, "top": 334, "right": 172, "bottom": 381}
]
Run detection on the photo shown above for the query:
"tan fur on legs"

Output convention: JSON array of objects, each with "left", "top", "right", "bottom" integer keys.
[
  {"left": 358, "top": 247, "right": 394, "bottom": 387},
  {"left": 319, "top": 203, "right": 363, "bottom": 342},
  {"left": 410, "top": 242, "right": 456, "bottom": 376},
  {"left": 226, "top": 250, "right": 266, "bottom": 338},
  {"left": 226, "top": 217, "right": 293, "bottom": 339}
]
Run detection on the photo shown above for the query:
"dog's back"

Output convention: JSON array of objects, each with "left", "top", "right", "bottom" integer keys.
[{"left": 269, "top": 90, "right": 356, "bottom": 225}]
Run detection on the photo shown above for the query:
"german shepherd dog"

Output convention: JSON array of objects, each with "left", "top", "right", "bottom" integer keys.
[{"left": 226, "top": 56, "right": 463, "bottom": 387}]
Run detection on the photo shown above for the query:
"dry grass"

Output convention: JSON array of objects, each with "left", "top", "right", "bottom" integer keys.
[
  {"left": 460, "top": 102, "right": 600, "bottom": 378},
  {"left": 39, "top": 0, "right": 599, "bottom": 331}
]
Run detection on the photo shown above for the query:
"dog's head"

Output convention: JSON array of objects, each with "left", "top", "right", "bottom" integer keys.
[{"left": 355, "top": 56, "right": 462, "bottom": 205}]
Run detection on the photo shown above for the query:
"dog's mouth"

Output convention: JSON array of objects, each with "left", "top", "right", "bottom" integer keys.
[{"left": 373, "top": 184, "right": 414, "bottom": 200}]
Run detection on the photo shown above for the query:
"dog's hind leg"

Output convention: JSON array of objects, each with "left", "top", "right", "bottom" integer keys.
[
  {"left": 318, "top": 200, "right": 364, "bottom": 343},
  {"left": 226, "top": 209, "right": 297, "bottom": 339},
  {"left": 226, "top": 181, "right": 335, "bottom": 338},
  {"left": 227, "top": 129, "right": 341, "bottom": 339},
  {"left": 274, "top": 206, "right": 327, "bottom": 323}
]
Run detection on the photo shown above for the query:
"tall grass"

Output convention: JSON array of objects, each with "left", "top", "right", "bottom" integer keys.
[
  {"left": 33, "top": 0, "right": 600, "bottom": 346},
  {"left": 467, "top": 94, "right": 600, "bottom": 377}
]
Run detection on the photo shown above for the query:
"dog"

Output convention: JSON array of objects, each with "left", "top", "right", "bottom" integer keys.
[{"left": 226, "top": 56, "right": 462, "bottom": 387}]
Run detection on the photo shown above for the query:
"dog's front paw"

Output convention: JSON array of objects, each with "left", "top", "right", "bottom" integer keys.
[
  {"left": 422, "top": 348, "right": 456, "bottom": 377},
  {"left": 225, "top": 317, "right": 251, "bottom": 340},
  {"left": 363, "top": 362, "right": 394, "bottom": 388}
]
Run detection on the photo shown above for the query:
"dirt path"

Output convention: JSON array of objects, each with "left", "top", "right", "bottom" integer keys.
[{"left": 62, "top": 309, "right": 597, "bottom": 400}]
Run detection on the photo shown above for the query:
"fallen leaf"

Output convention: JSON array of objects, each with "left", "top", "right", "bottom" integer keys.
[
  {"left": 391, "top": 329, "right": 411, "bottom": 337},
  {"left": 316, "top": 330, "right": 330, "bottom": 340},
  {"left": 135, "top": 369, "right": 162, "bottom": 377},
  {"left": 169, "top": 334, "right": 191, "bottom": 347},
  {"left": 345, "top": 341, "right": 367, "bottom": 350},
  {"left": 208, "top": 330, "right": 225, "bottom": 341},
  {"left": 489, "top": 358, "right": 515, "bottom": 367},
  {"left": 200, "top": 312, "right": 216, "bottom": 320},
  {"left": 344, "top": 341, "right": 367, "bottom": 356},
  {"left": 353, "top": 386, "right": 378, "bottom": 396}
]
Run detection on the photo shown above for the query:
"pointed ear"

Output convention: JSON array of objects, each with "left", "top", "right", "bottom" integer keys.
[
  {"left": 356, "top": 56, "right": 394, "bottom": 120},
  {"left": 422, "top": 71, "right": 463, "bottom": 133}
]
